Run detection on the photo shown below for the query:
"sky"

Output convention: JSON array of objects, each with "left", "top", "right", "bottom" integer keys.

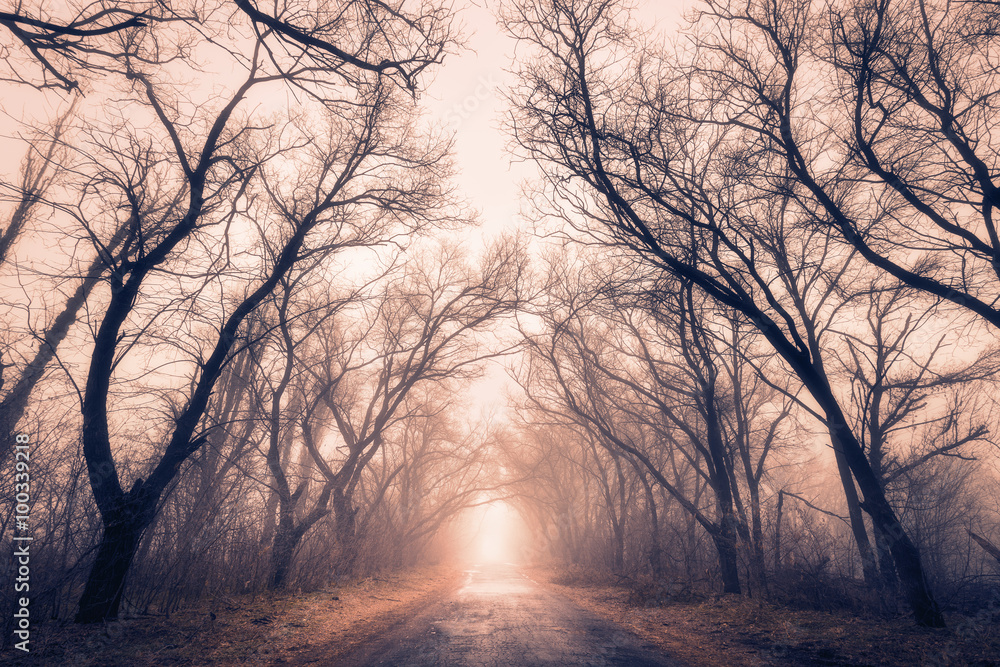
[
  {"left": 420, "top": 0, "right": 691, "bottom": 416},
  {"left": 420, "top": 0, "right": 690, "bottom": 239}
]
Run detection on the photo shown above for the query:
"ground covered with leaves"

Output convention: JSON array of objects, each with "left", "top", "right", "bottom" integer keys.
[
  {"left": 7, "top": 563, "right": 998, "bottom": 666},
  {"left": 529, "top": 566, "right": 1000, "bottom": 666},
  {"left": 0, "top": 565, "right": 459, "bottom": 666}
]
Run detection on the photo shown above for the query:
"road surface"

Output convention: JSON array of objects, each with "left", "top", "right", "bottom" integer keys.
[{"left": 330, "top": 563, "right": 682, "bottom": 667}]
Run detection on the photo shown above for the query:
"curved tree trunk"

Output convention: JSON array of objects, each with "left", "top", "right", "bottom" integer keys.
[{"left": 824, "top": 418, "right": 943, "bottom": 627}]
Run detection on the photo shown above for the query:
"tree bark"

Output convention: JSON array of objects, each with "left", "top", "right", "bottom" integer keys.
[
  {"left": 711, "top": 527, "right": 742, "bottom": 596},
  {"left": 703, "top": 379, "right": 742, "bottom": 595},
  {"left": 832, "top": 436, "right": 880, "bottom": 585},
  {"left": 332, "top": 488, "right": 359, "bottom": 573},
  {"left": 75, "top": 487, "right": 154, "bottom": 623},
  {"left": 774, "top": 490, "right": 784, "bottom": 572},
  {"left": 269, "top": 520, "right": 308, "bottom": 589},
  {"left": 640, "top": 473, "right": 663, "bottom": 577},
  {"left": 826, "top": 419, "right": 943, "bottom": 626}
]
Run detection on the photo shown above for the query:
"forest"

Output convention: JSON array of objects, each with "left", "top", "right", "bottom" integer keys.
[{"left": 1, "top": 0, "right": 1000, "bottom": 664}]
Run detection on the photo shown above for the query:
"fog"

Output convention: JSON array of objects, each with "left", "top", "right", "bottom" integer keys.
[{"left": 0, "top": 1, "right": 999, "bottom": 662}]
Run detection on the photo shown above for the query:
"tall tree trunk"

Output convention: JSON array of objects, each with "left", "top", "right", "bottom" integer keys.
[
  {"left": 741, "top": 485, "right": 767, "bottom": 598},
  {"left": 640, "top": 474, "right": 663, "bottom": 577},
  {"left": 269, "top": 519, "right": 306, "bottom": 589},
  {"left": 832, "top": 435, "right": 880, "bottom": 585},
  {"left": 760, "top": 314, "right": 942, "bottom": 625},
  {"left": 866, "top": 387, "right": 899, "bottom": 597},
  {"left": 825, "top": 416, "right": 943, "bottom": 626},
  {"left": 333, "top": 488, "right": 358, "bottom": 573},
  {"left": 611, "top": 520, "right": 625, "bottom": 572},
  {"left": 268, "top": 490, "right": 331, "bottom": 589},
  {"left": 704, "top": 381, "right": 742, "bottom": 595},
  {"left": 873, "top": 523, "right": 899, "bottom": 607},
  {"left": 75, "top": 488, "right": 154, "bottom": 623},
  {"left": 711, "top": 526, "right": 742, "bottom": 595},
  {"left": 774, "top": 490, "right": 785, "bottom": 572},
  {"left": 261, "top": 490, "right": 281, "bottom": 550}
]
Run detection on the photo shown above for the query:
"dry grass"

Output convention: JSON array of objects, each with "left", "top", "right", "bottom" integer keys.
[
  {"left": 0, "top": 564, "right": 460, "bottom": 666},
  {"left": 529, "top": 566, "right": 1000, "bottom": 667},
  {"left": 9, "top": 563, "right": 996, "bottom": 666}
]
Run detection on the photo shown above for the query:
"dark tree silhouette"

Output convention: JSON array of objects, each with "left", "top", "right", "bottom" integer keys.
[
  {"left": 0, "top": 2, "right": 154, "bottom": 90},
  {"left": 693, "top": 0, "right": 1000, "bottom": 331},
  {"left": 67, "top": 1, "right": 460, "bottom": 622},
  {"left": 502, "top": 0, "right": 945, "bottom": 626},
  {"left": 518, "top": 266, "right": 781, "bottom": 594}
]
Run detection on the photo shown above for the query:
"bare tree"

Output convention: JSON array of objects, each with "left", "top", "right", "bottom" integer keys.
[
  {"left": 0, "top": 1, "right": 163, "bottom": 91},
  {"left": 61, "top": 1, "right": 460, "bottom": 621},
  {"left": 517, "top": 258, "right": 755, "bottom": 592},
  {"left": 502, "top": 0, "right": 945, "bottom": 625},
  {"left": 834, "top": 277, "right": 999, "bottom": 589},
  {"left": 233, "top": 0, "right": 456, "bottom": 93},
  {"left": 299, "top": 240, "right": 526, "bottom": 573},
  {"left": 251, "top": 262, "right": 375, "bottom": 589},
  {"left": 359, "top": 389, "right": 503, "bottom": 569},
  {"left": 501, "top": 422, "right": 594, "bottom": 566},
  {"left": 689, "top": 0, "right": 1000, "bottom": 332}
]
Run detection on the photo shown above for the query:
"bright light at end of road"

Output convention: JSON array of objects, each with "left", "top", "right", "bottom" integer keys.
[{"left": 478, "top": 502, "right": 518, "bottom": 563}]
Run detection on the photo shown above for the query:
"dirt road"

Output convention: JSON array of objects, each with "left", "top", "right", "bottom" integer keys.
[{"left": 327, "top": 562, "right": 681, "bottom": 667}]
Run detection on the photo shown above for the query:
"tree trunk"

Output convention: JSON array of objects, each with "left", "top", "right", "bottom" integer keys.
[
  {"left": 774, "top": 490, "right": 784, "bottom": 572},
  {"left": 611, "top": 521, "right": 625, "bottom": 572},
  {"left": 712, "top": 526, "right": 742, "bottom": 595},
  {"left": 867, "top": 388, "right": 899, "bottom": 597},
  {"left": 832, "top": 435, "right": 880, "bottom": 586},
  {"left": 748, "top": 487, "right": 767, "bottom": 597},
  {"left": 780, "top": 342, "right": 943, "bottom": 626},
  {"left": 74, "top": 495, "right": 153, "bottom": 623},
  {"left": 333, "top": 489, "right": 358, "bottom": 573},
  {"left": 641, "top": 474, "right": 663, "bottom": 577},
  {"left": 827, "top": 416, "right": 944, "bottom": 627},
  {"left": 268, "top": 496, "right": 330, "bottom": 589},
  {"left": 873, "top": 522, "right": 899, "bottom": 609},
  {"left": 269, "top": 520, "right": 307, "bottom": 589},
  {"left": 866, "top": 494, "right": 940, "bottom": 625},
  {"left": 970, "top": 531, "right": 1000, "bottom": 565},
  {"left": 261, "top": 490, "right": 280, "bottom": 549},
  {"left": 704, "top": 382, "right": 742, "bottom": 595}
]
